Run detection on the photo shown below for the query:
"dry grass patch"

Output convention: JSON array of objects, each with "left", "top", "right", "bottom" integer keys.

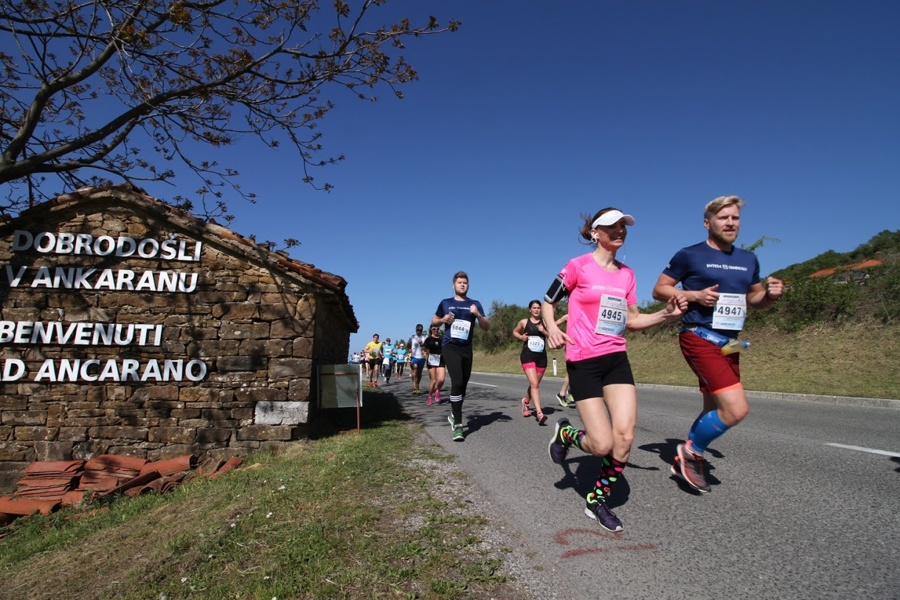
[{"left": 480, "top": 322, "right": 900, "bottom": 399}]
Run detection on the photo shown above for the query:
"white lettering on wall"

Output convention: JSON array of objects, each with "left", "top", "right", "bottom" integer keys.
[
  {"left": 0, "top": 322, "right": 164, "bottom": 346},
  {"left": 1, "top": 359, "right": 26, "bottom": 381},
  {"left": 3, "top": 229, "right": 209, "bottom": 383},
  {"left": 32, "top": 358, "right": 208, "bottom": 382},
  {"left": 3, "top": 266, "right": 198, "bottom": 292},
  {"left": 5, "top": 265, "right": 27, "bottom": 286},
  {"left": 13, "top": 230, "right": 202, "bottom": 262}
]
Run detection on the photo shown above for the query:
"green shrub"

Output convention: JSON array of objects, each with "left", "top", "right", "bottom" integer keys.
[
  {"left": 858, "top": 259, "right": 900, "bottom": 323},
  {"left": 476, "top": 300, "right": 528, "bottom": 353},
  {"left": 772, "top": 277, "right": 859, "bottom": 331}
]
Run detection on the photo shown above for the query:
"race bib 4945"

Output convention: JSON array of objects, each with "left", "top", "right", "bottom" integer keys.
[{"left": 595, "top": 294, "right": 627, "bottom": 337}]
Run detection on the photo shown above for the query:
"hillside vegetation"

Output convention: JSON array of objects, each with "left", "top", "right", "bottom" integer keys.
[{"left": 769, "top": 228, "right": 900, "bottom": 281}]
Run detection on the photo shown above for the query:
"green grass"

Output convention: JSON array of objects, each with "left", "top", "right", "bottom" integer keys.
[{"left": 0, "top": 402, "right": 522, "bottom": 599}]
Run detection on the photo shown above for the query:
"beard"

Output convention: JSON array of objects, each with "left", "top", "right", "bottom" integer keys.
[{"left": 709, "top": 228, "right": 738, "bottom": 247}]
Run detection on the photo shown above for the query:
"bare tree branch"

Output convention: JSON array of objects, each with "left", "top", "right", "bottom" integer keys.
[{"left": 0, "top": 0, "right": 459, "bottom": 218}]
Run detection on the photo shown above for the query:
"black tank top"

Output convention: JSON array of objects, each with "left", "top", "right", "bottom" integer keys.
[{"left": 523, "top": 319, "right": 545, "bottom": 343}]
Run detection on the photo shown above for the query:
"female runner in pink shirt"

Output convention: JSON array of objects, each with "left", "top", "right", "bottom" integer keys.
[{"left": 543, "top": 207, "right": 687, "bottom": 532}]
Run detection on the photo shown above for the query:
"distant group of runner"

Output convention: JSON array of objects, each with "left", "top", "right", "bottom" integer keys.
[
  {"left": 359, "top": 196, "right": 784, "bottom": 533},
  {"left": 352, "top": 323, "right": 447, "bottom": 404}
]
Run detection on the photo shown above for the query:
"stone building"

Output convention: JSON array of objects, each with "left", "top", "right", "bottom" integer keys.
[{"left": 0, "top": 186, "right": 357, "bottom": 491}]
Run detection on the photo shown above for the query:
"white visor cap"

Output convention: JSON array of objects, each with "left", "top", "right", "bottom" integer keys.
[{"left": 592, "top": 210, "right": 635, "bottom": 228}]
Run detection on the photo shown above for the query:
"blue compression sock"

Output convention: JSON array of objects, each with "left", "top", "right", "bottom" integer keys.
[
  {"left": 688, "top": 410, "right": 730, "bottom": 454},
  {"left": 688, "top": 412, "right": 704, "bottom": 439}
]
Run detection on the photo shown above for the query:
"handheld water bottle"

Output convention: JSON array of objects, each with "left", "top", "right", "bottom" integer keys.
[
  {"left": 689, "top": 327, "right": 750, "bottom": 355},
  {"left": 720, "top": 339, "right": 750, "bottom": 355}
]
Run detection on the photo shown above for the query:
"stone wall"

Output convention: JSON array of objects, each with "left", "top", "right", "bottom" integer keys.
[{"left": 0, "top": 187, "right": 356, "bottom": 491}]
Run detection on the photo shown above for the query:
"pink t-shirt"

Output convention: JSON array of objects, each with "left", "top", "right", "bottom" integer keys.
[{"left": 558, "top": 253, "right": 637, "bottom": 362}]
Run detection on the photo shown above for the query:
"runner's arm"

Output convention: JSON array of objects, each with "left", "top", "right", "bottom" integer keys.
[
  {"left": 512, "top": 318, "right": 527, "bottom": 341},
  {"left": 747, "top": 277, "right": 784, "bottom": 308},
  {"left": 652, "top": 273, "right": 690, "bottom": 302},
  {"left": 625, "top": 295, "right": 688, "bottom": 331}
]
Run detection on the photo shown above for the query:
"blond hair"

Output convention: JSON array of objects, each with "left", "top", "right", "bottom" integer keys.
[{"left": 704, "top": 195, "right": 745, "bottom": 220}]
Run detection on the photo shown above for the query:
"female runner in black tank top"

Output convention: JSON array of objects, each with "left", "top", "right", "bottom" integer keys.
[{"left": 512, "top": 300, "right": 549, "bottom": 425}]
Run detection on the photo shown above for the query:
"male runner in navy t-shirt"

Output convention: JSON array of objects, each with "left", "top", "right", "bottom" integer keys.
[
  {"left": 433, "top": 271, "right": 490, "bottom": 442},
  {"left": 653, "top": 195, "right": 784, "bottom": 493}
]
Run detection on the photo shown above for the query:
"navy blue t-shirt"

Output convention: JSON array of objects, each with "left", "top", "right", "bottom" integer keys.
[
  {"left": 435, "top": 297, "right": 485, "bottom": 347},
  {"left": 662, "top": 241, "right": 760, "bottom": 332}
]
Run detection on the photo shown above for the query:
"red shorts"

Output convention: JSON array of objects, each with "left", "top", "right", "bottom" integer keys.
[
  {"left": 678, "top": 331, "right": 742, "bottom": 396},
  {"left": 521, "top": 362, "right": 546, "bottom": 375}
]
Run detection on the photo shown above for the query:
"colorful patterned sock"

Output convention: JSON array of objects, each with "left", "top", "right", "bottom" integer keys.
[
  {"left": 559, "top": 424, "right": 584, "bottom": 450},
  {"left": 586, "top": 455, "right": 626, "bottom": 504}
]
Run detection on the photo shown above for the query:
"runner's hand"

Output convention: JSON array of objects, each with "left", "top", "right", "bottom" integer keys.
[
  {"left": 696, "top": 284, "right": 720, "bottom": 307},
  {"left": 546, "top": 328, "right": 571, "bottom": 350},
  {"left": 667, "top": 294, "right": 688, "bottom": 317},
  {"left": 765, "top": 277, "right": 784, "bottom": 300}
]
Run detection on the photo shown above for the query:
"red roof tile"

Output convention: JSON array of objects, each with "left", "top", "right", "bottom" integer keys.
[
  {"left": 3, "top": 454, "right": 243, "bottom": 524},
  {"left": 0, "top": 496, "right": 59, "bottom": 517}
]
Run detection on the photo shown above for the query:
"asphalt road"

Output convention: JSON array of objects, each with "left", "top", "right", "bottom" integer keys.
[{"left": 390, "top": 372, "right": 900, "bottom": 600}]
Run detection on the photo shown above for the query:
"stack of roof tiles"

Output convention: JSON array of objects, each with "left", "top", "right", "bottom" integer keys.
[{"left": 0, "top": 454, "right": 242, "bottom": 526}]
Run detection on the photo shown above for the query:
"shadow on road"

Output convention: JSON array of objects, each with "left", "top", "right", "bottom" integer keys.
[
  {"left": 552, "top": 455, "right": 633, "bottom": 509},
  {"left": 637, "top": 438, "right": 723, "bottom": 494}
]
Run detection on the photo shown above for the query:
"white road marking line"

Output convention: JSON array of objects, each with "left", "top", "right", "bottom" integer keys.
[
  {"left": 826, "top": 443, "right": 900, "bottom": 458},
  {"left": 469, "top": 382, "right": 497, "bottom": 388}
]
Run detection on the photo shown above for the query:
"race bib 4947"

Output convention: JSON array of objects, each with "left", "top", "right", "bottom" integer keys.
[{"left": 712, "top": 293, "right": 747, "bottom": 330}]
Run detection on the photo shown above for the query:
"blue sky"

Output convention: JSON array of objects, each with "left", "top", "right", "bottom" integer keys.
[{"left": 144, "top": 1, "right": 900, "bottom": 354}]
